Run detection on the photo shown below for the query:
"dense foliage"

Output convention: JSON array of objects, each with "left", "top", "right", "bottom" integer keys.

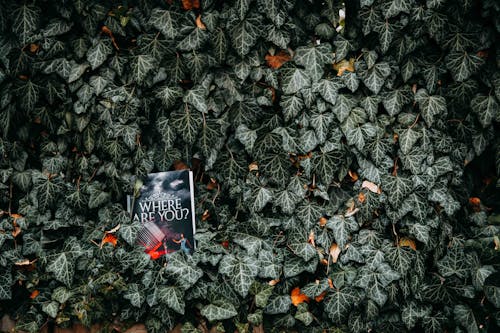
[{"left": 0, "top": 0, "right": 499, "bottom": 332}]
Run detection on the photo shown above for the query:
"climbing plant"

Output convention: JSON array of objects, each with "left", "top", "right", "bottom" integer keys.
[{"left": 0, "top": 0, "right": 499, "bottom": 332}]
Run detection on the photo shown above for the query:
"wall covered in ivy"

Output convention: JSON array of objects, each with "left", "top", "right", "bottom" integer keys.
[{"left": 0, "top": 0, "right": 499, "bottom": 332}]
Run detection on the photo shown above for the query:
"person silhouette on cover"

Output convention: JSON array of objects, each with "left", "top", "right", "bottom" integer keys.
[{"left": 173, "top": 233, "right": 192, "bottom": 254}]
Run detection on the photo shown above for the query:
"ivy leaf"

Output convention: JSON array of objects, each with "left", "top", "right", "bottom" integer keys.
[
  {"left": 288, "top": 239, "right": 316, "bottom": 261},
  {"left": 265, "top": 295, "right": 292, "bottom": 314},
  {"left": 401, "top": 301, "right": 430, "bottom": 330},
  {"left": 327, "top": 215, "right": 359, "bottom": 249},
  {"left": 165, "top": 252, "right": 203, "bottom": 290},
  {"left": 130, "top": 54, "right": 155, "bottom": 84},
  {"left": 318, "top": 78, "right": 344, "bottom": 105},
  {"left": 156, "top": 86, "right": 183, "bottom": 108},
  {"left": 124, "top": 283, "right": 144, "bottom": 307},
  {"left": 415, "top": 89, "right": 447, "bottom": 127},
  {"left": 201, "top": 301, "right": 238, "bottom": 321},
  {"left": 42, "top": 301, "right": 59, "bottom": 318},
  {"left": 384, "top": 175, "right": 412, "bottom": 207},
  {"left": 149, "top": 8, "right": 177, "bottom": 39},
  {"left": 399, "top": 128, "right": 421, "bottom": 154},
  {"left": 170, "top": 106, "right": 202, "bottom": 145},
  {"left": 294, "top": 43, "right": 333, "bottom": 82},
  {"left": 312, "top": 148, "right": 344, "bottom": 185},
  {"left": 12, "top": 5, "right": 40, "bottom": 45},
  {"left": 158, "top": 286, "right": 185, "bottom": 314},
  {"left": 324, "top": 288, "right": 360, "bottom": 323},
  {"left": 87, "top": 38, "right": 112, "bottom": 70},
  {"left": 454, "top": 305, "right": 479, "bottom": 333},
  {"left": 233, "top": 233, "right": 263, "bottom": 256},
  {"left": 219, "top": 254, "right": 259, "bottom": 297},
  {"left": 437, "top": 246, "right": 469, "bottom": 279},
  {"left": 484, "top": 285, "right": 500, "bottom": 308},
  {"left": 471, "top": 94, "right": 498, "bottom": 128},
  {"left": 46, "top": 253, "right": 74, "bottom": 286},
  {"left": 446, "top": 51, "right": 484, "bottom": 82},
  {"left": 250, "top": 185, "right": 273, "bottom": 212},
  {"left": 472, "top": 265, "right": 494, "bottom": 289},
  {"left": 235, "top": 124, "right": 257, "bottom": 153},
  {"left": 281, "top": 68, "right": 311, "bottom": 95},
  {"left": 231, "top": 18, "right": 260, "bottom": 57},
  {"left": 360, "top": 62, "right": 391, "bottom": 94},
  {"left": 0, "top": 270, "right": 12, "bottom": 300},
  {"left": 281, "top": 94, "right": 304, "bottom": 122}
]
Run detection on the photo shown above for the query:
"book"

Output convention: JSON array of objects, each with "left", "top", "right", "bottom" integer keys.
[{"left": 127, "top": 170, "right": 196, "bottom": 258}]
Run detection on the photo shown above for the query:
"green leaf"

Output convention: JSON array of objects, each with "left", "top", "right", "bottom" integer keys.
[
  {"left": 294, "top": 43, "right": 333, "bottom": 82},
  {"left": 12, "top": 5, "right": 40, "bottom": 45},
  {"left": 46, "top": 253, "right": 74, "bottom": 286},
  {"left": 281, "top": 68, "right": 311, "bottom": 95},
  {"left": 280, "top": 94, "right": 304, "bottom": 122},
  {"left": 310, "top": 112, "right": 334, "bottom": 143},
  {"left": 275, "top": 189, "right": 299, "bottom": 215},
  {"left": 288, "top": 239, "right": 316, "bottom": 261},
  {"left": 87, "top": 38, "right": 112, "bottom": 70},
  {"left": 312, "top": 148, "right": 344, "bottom": 185},
  {"left": 130, "top": 54, "right": 155, "bottom": 84},
  {"left": 446, "top": 50, "right": 484, "bottom": 82},
  {"left": 235, "top": 124, "right": 257, "bottom": 153},
  {"left": 401, "top": 301, "right": 429, "bottom": 330},
  {"left": 219, "top": 254, "right": 259, "bottom": 297},
  {"left": 233, "top": 233, "right": 263, "bottom": 256},
  {"left": 437, "top": 246, "right": 469, "bottom": 279},
  {"left": 42, "top": 301, "right": 59, "bottom": 318},
  {"left": 327, "top": 215, "right": 359, "bottom": 248},
  {"left": 158, "top": 286, "right": 185, "bottom": 314},
  {"left": 399, "top": 127, "right": 421, "bottom": 154},
  {"left": 156, "top": 86, "right": 183, "bottom": 108},
  {"left": 165, "top": 252, "right": 203, "bottom": 290},
  {"left": 382, "top": 87, "right": 412, "bottom": 116},
  {"left": 124, "top": 283, "right": 145, "bottom": 307},
  {"left": 324, "top": 288, "right": 360, "bottom": 323},
  {"left": 178, "top": 27, "right": 208, "bottom": 51},
  {"left": 472, "top": 265, "right": 494, "bottom": 289},
  {"left": 51, "top": 286, "right": 72, "bottom": 304},
  {"left": 454, "top": 304, "right": 479, "bottom": 333},
  {"left": 265, "top": 295, "right": 292, "bottom": 314},
  {"left": 360, "top": 62, "right": 391, "bottom": 94},
  {"left": 201, "top": 301, "right": 238, "bottom": 321},
  {"left": 170, "top": 106, "right": 202, "bottom": 145},
  {"left": 231, "top": 19, "right": 260, "bottom": 57},
  {"left": 384, "top": 175, "right": 412, "bottom": 207},
  {"left": 250, "top": 185, "right": 273, "bottom": 212},
  {"left": 149, "top": 8, "right": 177, "bottom": 39},
  {"left": 471, "top": 94, "right": 498, "bottom": 128},
  {"left": 0, "top": 270, "right": 11, "bottom": 300},
  {"left": 318, "top": 78, "right": 344, "bottom": 105},
  {"left": 485, "top": 285, "right": 500, "bottom": 308},
  {"left": 415, "top": 89, "right": 447, "bottom": 127}
]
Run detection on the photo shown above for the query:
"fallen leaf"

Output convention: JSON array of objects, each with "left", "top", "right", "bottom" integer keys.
[
  {"left": 333, "top": 58, "right": 355, "bottom": 76},
  {"left": 101, "top": 233, "right": 118, "bottom": 247},
  {"left": 202, "top": 210, "right": 210, "bottom": 221},
  {"left": 290, "top": 287, "right": 310, "bottom": 306},
  {"left": 348, "top": 170, "right": 358, "bottom": 182},
  {"left": 10, "top": 213, "right": 23, "bottom": 220},
  {"left": 30, "top": 290, "right": 40, "bottom": 299},
  {"left": 181, "top": 0, "right": 200, "bottom": 10},
  {"left": 307, "top": 231, "right": 315, "bottom": 247},
  {"left": 268, "top": 279, "right": 280, "bottom": 286},
  {"left": 328, "top": 278, "right": 334, "bottom": 289},
  {"left": 469, "top": 197, "right": 481, "bottom": 206},
  {"left": 361, "top": 180, "right": 381, "bottom": 194},
  {"left": 319, "top": 216, "right": 328, "bottom": 227},
  {"left": 476, "top": 50, "right": 489, "bottom": 59},
  {"left": 207, "top": 178, "right": 218, "bottom": 190},
  {"left": 329, "top": 243, "right": 341, "bottom": 263},
  {"left": 101, "top": 25, "right": 119, "bottom": 50},
  {"left": 265, "top": 51, "right": 292, "bottom": 69},
  {"left": 106, "top": 224, "right": 121, "bottom": 233},
  {"left": 12, "top": 226, "right": 21, "bottom": 237},
  {"left": 173, "top": 160, "right": 189, "bottom": 170},
  {"left": 320, "top": 258, "right": 328, "bottom": 265},
  {"left": 494, "top": 236, "right": 499, "bottom": 251},
  {"left": 249, "top": 162, "right": 259, "bottom": 172},
  {"left": 29, "top": 44, "right": 39, "bottom": 53},
  {"left": 195, "top": 15, "right": 206, "bottom": 30},
  {"left": 399, "top": 237, "right": 417, "bottom": 251},
  {"left": 358, "top": 192, "right": 366, "bottom": 203},
  {"left": 314, "top": 291, "right": 327, "bottom": 302},
  {"left": 221, "top": 240, "right": 229, "bottom": 248},
  {"left": 15, "top": 259, "right": 31, "bottom": 266}
]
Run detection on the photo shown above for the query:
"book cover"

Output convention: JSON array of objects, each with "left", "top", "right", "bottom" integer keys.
[{"left": 127, "top": 170, "right": 196, "bottom": 258}]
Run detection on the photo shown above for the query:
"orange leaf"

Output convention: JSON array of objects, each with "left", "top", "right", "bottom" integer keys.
[
  {"left": 249, "top": 161, "right": 259, "bottom": 172},
  {"left": 265, "top": 51, "right": 292, "bottom": 69},
  {"left": 348, "top": 170, "right": 358, "bottom": 182},
  {"left": 268, "top": 279, "right": 280, "bottom": 286},
  {"left": 319, "top": 217, "right": 328, "bottom": 227},
  {"left": 173, "top": 160, "right": 189, "bottom": 170},
  {"left": 314, "top": 291, "right": 327, "bottom": 302},
  {"left": 329, "top": 243, "right": 341, "bottom": 263},
  {"left": 29, "top": 44, "right": 39, "bottom": 53},
  {"left": 195, "top": 15, "right": 206, "bottom": 30},
  {"left": 202, "top": 210, "right": 210, "bottom": 221},
  {"left": 290, "top": 287, "right": 310, "bottom": 306},
  {"left": 328, "top": 278, "right": 334, "bottom": 289},
  {"left": 358, "top": 192, "right": 366, "bottom": 203},
  {"left": 361, "top": 180, "right": 381, "bottom": 194},
  {"left": 207, "top": 178, "right": 218, "bottom": 190},
  {"left": 30, "top": 290, "right": 40, "bottom": 299},
  {"left": 469, "top": 197, "right": 481, "bottom": 206},
  {"left": 181, "top": 0, "right": 200, "bottom": 10},
  {"left": 101, "top": 233, "right": 118, "bottom": 247},
  {"left": 307, "top": 231, "right": 315, "bottom": 247},
  {"left": 399, "top": 237, "right": 417, "bottom": 251}
]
